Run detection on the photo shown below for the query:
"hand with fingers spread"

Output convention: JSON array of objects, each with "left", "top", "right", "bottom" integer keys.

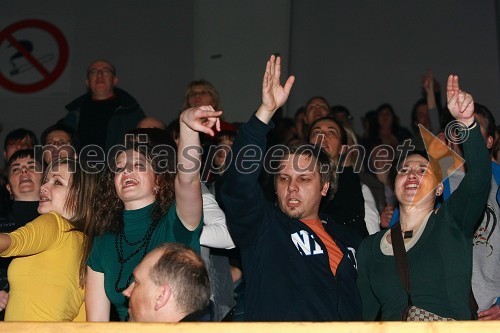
[
  {"left": 446, "top": 75, "right": 475, "bottom": 126},
  {"left": 180, "top": 106, "right": 223, "bottom": 137},
  {"left": 256, "top": 55, "right": 295, "bottom": 124}
]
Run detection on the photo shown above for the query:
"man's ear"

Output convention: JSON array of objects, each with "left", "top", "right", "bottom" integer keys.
[
  {"left": 5, "top": 184, "right": 12, "bottom": 196},
  {"left": 154, "top": 284, "right": 171, "bottom": 311},
  {"left": 113, "top": 77, "right": 119, "bottom": 87},
  {"left": 85, "top": 79, "right": 89, "bottom": 88},
  {"left": 321, "top": 181, "right": 330, "bottom": 197}
]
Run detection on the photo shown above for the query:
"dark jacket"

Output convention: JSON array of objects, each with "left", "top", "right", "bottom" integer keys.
[
  {"left": 62, "top": 88, "right": 145, "bottom": 150},
  {"left": 220, "top": 114, "right": 362, "bottom": 321}
]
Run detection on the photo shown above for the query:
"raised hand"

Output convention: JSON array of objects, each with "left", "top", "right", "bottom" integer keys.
[
  {"left": 446, "top": 75, "right": 474, "bottom": 126},
  {"left": 257, "top": 55, "right": 295, "bottom": 124},
  {"left": 180, "top": 106, "right": 223, "bottom": 137}
]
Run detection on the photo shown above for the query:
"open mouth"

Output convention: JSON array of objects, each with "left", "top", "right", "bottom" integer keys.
[
  {"left": 404, "top": 182, "right": 420, "bottom": 190},
  {"left": 122, "top": 177, "right": 139, "bottom": 187},
  {"left": 19, "top": 178, "right": 33, "bottom": 185}
]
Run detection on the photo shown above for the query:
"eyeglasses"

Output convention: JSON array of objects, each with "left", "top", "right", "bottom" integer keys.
[
  {"left": 87, "top": 68, "right": 115, "bottom": 77},
  {"left": 45, "top": 140, "right": 70, "bottom": 147}
]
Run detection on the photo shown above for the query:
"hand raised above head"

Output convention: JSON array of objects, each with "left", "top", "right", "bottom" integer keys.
[
  {"left": 446, "top": 75, "right": 475, "bottom": 126},
  {"left": 180, "top": 105, "right": 223, "bottom": 137},
  {"left": 422, "top": 71, "right": 434, "bottom": 94},
  {"left": 256, "top": 55, "right": 295, "bottom": 124}
]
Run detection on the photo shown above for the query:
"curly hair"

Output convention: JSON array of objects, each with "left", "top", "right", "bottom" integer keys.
[
  {"left": 92, "top": 142, "right": 175, "bottom": 236},
  {"left": 82, "top": 139, "right": 176, "bottom": 286}
]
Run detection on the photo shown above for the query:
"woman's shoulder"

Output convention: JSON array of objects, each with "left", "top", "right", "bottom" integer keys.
[
  {"left": 35, "top": 212, "right": 70, "bottom": 228},
  {"left": 359, "top": 229, "right": 385, "bottom": 253}
]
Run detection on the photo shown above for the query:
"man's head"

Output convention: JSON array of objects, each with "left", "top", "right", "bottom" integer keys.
[
  {"left": 274, "top": 144, "right": 334, "bottom": 221},
  {"left": 85, "top": 59, "right": 118, "bottom": 100},
  {"left": 3, "top": 128, "right": 37, "bottom": 161},
  {"left": 123, "top": 243, "right": 210, "bottom": 322},
  {"left": 41, "top": 123, "right": 79, "bottom": 165}
]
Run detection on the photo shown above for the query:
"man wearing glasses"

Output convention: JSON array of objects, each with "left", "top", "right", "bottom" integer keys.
[{"left": 61, "top": 59, "right": 145, "bottom": 151}]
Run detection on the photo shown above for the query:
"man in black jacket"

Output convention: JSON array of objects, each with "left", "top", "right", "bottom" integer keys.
[
  {"left": 61, "top": 59, "right": 144, "bottom": 151},
  {"left": 220, "top": 56, "right": 362, "bottom": 321}
]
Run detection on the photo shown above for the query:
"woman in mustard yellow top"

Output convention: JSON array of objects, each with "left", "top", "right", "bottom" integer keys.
[{"left": 0, "top": 158, "right": 100, "bottom": 321}]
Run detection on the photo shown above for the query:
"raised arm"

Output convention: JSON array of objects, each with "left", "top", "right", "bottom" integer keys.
[
  {"left": 220, "top": 55, "right": 295, "bottom": 248},
  {"left": 176, "top": 106, "right": 223, "bottom": 230},
  {"left": 422, "top": 71, "right": 441, "bottom": 133},
  {"left": 441, "top": 75, "right": 491, "bottom": 233},
  {"left": 446, "top": 75, "right": 474, "bottom": 126},
  {"left": 255, "top": 55, "right": 295, "bottom": 124}
]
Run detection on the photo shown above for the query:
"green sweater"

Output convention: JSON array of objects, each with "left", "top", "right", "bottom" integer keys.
[
  {"left": 357, "top": 125, "right": 491, "bottom": 320},
  {"left": 88, "top": 202, "right": 202, "bottom": 321}
]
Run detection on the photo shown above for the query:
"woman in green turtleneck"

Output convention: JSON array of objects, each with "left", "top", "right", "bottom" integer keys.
[{"left": 85, "top": 106, "right": 222, "bottom": 321}]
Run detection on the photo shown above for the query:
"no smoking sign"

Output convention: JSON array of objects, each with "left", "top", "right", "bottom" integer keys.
[{"left": 0, "top": 19, "right": 69, "bottom": 93}]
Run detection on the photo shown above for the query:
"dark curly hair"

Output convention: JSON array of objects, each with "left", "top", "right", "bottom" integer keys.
[
  {"left": 93, "top": 140, "right": 176, "bottom": 236},
  {"left": 82, "top": 138, "right": 176, "bottom": 281}
]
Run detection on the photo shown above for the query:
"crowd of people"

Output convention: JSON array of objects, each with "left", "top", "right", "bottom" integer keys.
[{"left": 0, "top": 56, "right": 498, "bottom": 323}]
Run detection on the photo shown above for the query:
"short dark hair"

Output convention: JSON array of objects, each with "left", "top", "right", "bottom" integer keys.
[
  {"left": 4, "top": 128, "right": 37, "bottom": 150},
  {"left": 41, "top": 123, "right": 80, "bottom": 151},
  {"left": 150, "top": 243, "right": 210, "bottom": 315},
  {"left": 5, "top": 149, "right": 42, "bottom": 177}
]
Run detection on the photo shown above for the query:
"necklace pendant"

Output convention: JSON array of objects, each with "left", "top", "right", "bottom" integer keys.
[{"left": 403, "top": 230, "right": 413, "bottom": 239}]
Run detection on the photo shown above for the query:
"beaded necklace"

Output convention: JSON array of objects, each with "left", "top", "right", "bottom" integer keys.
[{"left": 114, "top": 217, "right": 161, "bottom": 292}]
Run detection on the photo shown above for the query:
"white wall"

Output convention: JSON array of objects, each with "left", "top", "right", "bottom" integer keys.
[{"left": 1, "top": 0, "right": 499, "bottom": 157}]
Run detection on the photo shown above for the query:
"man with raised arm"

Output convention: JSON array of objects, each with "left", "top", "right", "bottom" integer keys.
[{"left": 220, "top": 56, "right": 361, "bottom": 321}]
